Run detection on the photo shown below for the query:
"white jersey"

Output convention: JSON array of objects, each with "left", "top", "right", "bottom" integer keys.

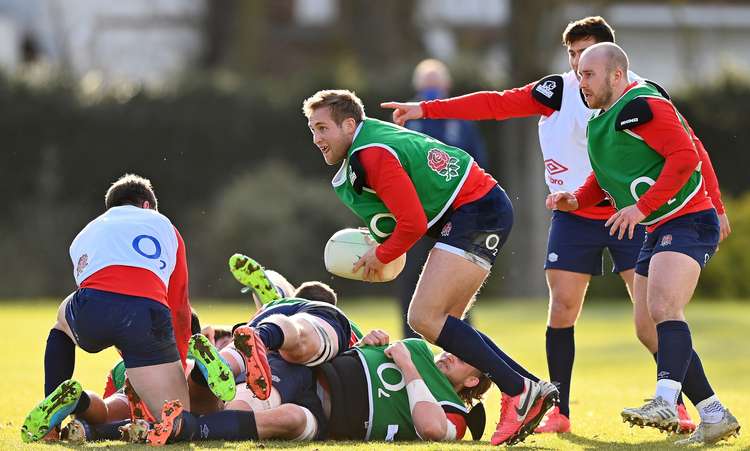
[
  {"left": 69, "top": 205, "right": 179, "bottom": 288},
  {"left": 536, "top": 70, "right": 641, "bottom": 194}
]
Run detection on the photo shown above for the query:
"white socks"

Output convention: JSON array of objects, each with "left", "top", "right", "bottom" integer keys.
[
  {"left": 655, "top": 379, "right": 682, "bottom": 407},
  {"left": 696, "top": 395, "right": 725, "bottom": 424}
]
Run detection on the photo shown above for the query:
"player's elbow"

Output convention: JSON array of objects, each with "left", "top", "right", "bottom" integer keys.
[{"left": 416, "top": 420, "right": 447, "bottom": 441}]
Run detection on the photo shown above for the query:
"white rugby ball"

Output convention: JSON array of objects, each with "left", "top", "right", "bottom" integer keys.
[{"left": 324, "top": 228, "right": 406, "bottom": 282}]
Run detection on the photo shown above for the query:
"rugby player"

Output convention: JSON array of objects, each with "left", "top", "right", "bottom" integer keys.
[
  {"left": 548, "top": 42, "right": 740, "bottom": 445},
  {"left": 145, "top": 329, "right": 499, "bottom": 445},
  {"left": 21, "top": 174, "right": 194, "bottom": 443},
  {"left": 381, "top": 16, "right": 729, "bottom": 434},
  {"left": 303, "top": 89, "right": 559, "bottom": 445}
]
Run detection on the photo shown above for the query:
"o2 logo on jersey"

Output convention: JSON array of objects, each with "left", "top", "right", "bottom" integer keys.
[
  {"left": 132, "top": 235, "right": 167, "bottom": 270},
  {"left": 375, "top": 362, "right": 405, "bottom": 398}
]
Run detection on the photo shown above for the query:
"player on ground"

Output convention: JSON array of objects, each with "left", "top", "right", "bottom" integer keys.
[
  {"left": 147, "top": 329, "right": 497, "bottom": 444},
  {"left": 382, "top": 16, "right": 729, "bottom": 434},
  {"left": 548, "top": 42, "right": 740, "bottom": 445},
  {"left": 21, "top": 174, "right": 194, "bottom": 443},
  {"left": 303, "top": 89, "right": 558, "bottom": 445}
]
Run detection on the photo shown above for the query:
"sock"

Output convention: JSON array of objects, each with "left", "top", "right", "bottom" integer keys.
[
  {"left": 190, "top": 364, "right": 208, "bottom": 387},
  {"left": 44, "top": 329, "right": 76, "bottom": 396},
  {"left": 546, "top": 326, "right": 574, "bottom": 418},
  {"left": 652, "top": 352, "right": 686, "bottom": 406},
  {"left": 436, "top": 316, "right": 524, "bottom": 396},
  {"left": 256, "top": 322, "right": 285, "bottom": 351},
  {"left": 695, "top": 395, "right": 725, "bottom": 424},
  {"left": 655, "top": 321, "right": 692, "bottom": 405},
  {"left": 476, "top": 329, "right": 539, "bottom": 381},
  {"left": 88, "top": 419, "right": 130, "bottom": 441},
  {"left": 681, "top": 350, "right": 716, "bottom": 407},
  {"left": 72, "top": 391, "right": 91, "bottom": 415},
  {"left": 655, "top": 379, "right": 682, "bottom": 406},
  {"left": 192, "top": 410, "right": 259, "bottom": 441},
  {"left": 174, "top": 410, "right": 198, "bottom": 442}
]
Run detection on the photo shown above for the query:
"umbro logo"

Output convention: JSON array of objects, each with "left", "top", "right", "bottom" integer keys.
[
  {"left": 535, "top": 80, "right": 556, "bottom": 99},
  {"left": 544, "top": 159, "right": 568, "bottom": 175},
  {"left": 620, "top": 117, "right": 639, "bottom": 126}
]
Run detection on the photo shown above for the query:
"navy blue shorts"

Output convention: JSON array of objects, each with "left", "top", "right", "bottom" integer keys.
[
  {"left": 65, "top": 288, "right": 180, "bottom": 368},
  {"left": 426, "top": 184, "right": 513, "bottom": 270},
  {"left": 545, "top": 210, "right": 645, "bottom": 275},
  {"left": 266, "top": 353, "right": 327, "bottom": 440},
  {"left": 247, "top": 302, "right": 352, "bottom": 353},
  {"left": 635, "top": 209, "right": 719, "bottom": 277}
]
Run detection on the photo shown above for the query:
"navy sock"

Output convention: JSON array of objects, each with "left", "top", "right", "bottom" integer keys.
[
  {"left": 72, "top": 391, "right": 91, "bottom": 415},
  {"left": 256, "top": 322, "right": 285, "bottom": 351},
  {"left": 88, "top": 419, "right": 130, "bottom": 441},
  {"left": 652, "top": 352, "right": 685, "bottom": 405},
  {"left": 546, "top": 326, "right": 574, "bottom": 418},
  {"left": 681, "top": 350, "right": 715, "bottom": 405},
  {"left": 192, "top": 410, "right": 258, "bottom": 441},
  {"left": 656, "top": 321, "right": 692, "bottom": 383},
  {"left": 436, "top": 316, "right": 525, "bottom": 396},
  {"left": 44, "top": 329, "right": 76, "bottom": 396},
  {"left": 174, "top": 410, "right": 198, "bottom": 442},
  {"left": 476, "top": 329, "right": 539, "bottom": 381}
]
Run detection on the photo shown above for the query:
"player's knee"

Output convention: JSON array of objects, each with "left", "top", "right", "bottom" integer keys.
[
  {"left": 547, "top": 296, "right": 581, "bottom": 327},
  {"left": 634, "top": 323, "right": 657, "bottom": 352}
]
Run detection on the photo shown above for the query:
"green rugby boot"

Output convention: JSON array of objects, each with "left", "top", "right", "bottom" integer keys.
[
  {"left": 189, "top": 334, "right": 236, "bottom": 401},
  {"left": 21, "top": 379, "right": 82, "bottom": 443},
  {"left": 229, "top": 253, "right": 280, "bottom": 305}
]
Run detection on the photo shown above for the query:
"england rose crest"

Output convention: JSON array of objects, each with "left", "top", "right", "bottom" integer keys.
[
  {"left": 76, "top": 254, "right": 89, "bottom": 276},
  {"left": 427, "top": 148, "right": 460, "bottom": 182}
]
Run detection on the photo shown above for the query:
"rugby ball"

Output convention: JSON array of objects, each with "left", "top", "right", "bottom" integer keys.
[{"left": 324, "top": 228, "right": 406, "bottom": 282}]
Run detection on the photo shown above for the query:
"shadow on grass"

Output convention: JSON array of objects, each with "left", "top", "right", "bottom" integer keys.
[{"left": 558, "top": 432, "right": 743, "bottom": 450}]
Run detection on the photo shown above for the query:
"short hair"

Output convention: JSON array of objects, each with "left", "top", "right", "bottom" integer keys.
[
  {"left": 104, "top": 173, "right": 158, "bottom": 211},
  {"left": 190, "top": 308, "right": 202, "bottom": 335},
  {"left": 412, "top": 58, "right": 452, "bottom": 91},
  {"left": 294, "top": 281, "right": 337, "bottom": 305},
  {"left": 302, "top": 89, "right": 365, "bottom": 125},
  {"left": 458, "top": 372, "right": 492, "bottom": 406},
  {"left": 562, "top": 16, "right": 615, "bottom": 46}
]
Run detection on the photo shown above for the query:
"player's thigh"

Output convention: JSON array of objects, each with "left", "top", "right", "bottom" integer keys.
[
  {"left": 104, "top": 392, "right": 131, "bottom": 422},
  {"left": 646, "top": 251, "right": 702, "bottom": 321},
  {"left": 285, "top": 313, "right": 342, "bottom": 366},
  {"left": 256, "top": 404, "right": 317, "bottom": 440},
  {"left": 411, "top": 247, "right": 489, "bottom": 320},
  {"left": 55, "top": 292, "right": 77, "bottom": 341},
  {"left": 126, "top": 360, "right": 190, "bottom": 418}
]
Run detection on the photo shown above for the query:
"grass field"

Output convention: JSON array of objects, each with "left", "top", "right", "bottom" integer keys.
[{"left": 2, "top": 297, "right": 749, "bottom": 450}]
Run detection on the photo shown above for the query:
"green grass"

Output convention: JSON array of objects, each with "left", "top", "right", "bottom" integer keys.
[{"left": 2, "top": 298, "right": 748, "bottom": 450}]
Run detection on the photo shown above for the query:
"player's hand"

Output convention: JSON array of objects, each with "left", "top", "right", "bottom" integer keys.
[
  {"left": 201, "top": 326, "right": 216, "bottom": 345},
  {"left": 605, "top": 205, "right": 646, "bottom": 240},
  {"left": 358, "top": 329, "right": 390, "bottom": 347},
  {"left": 384, "top": 341, "right": 412, "bottom": 367},
  {"left": 352, "top": 246, "right": 385, "bottom": 282},
  {"left": 718, "top": 212, "right": 731, "bottom": 243},
  {"left": 380, "top": 101, "right": 424, "bottom": 126},
  {"left": 546, "top": 192, "right": 579, "bottom": 211}
]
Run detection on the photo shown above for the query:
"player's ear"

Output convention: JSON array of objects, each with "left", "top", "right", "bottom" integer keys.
[
  {"left": 464, "top": 375, "right": 480, "bottom": 389},
  {"left": 342, "top": 117, "right": 357, "bottom": 134}
]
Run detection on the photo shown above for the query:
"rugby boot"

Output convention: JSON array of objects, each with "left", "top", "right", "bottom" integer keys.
[
  {"left": 124, "top": 377, "right": 156, "bottom": 422},
  {"left": 490, "top": 379, "right": 544, "bottom": 445},
  {"left": 229, "top": 253, "right": 280, "bottom": 304},
  {"left": 675, "top": 409, "right": 740, "bottom": 445},
  {"left": 233, "top": 325, "right": 273, "bottom": 400},
  {"left": 189, "top": 333, "right": 236, "bottom": 401},
  {"left": 146, "top": 400, "right": 183, "bottom": 446},
  {"left": 21, "top": 379, "right": 82, "bottom": 443},
  {"left": 534, "top": 406, "right": 571, "bottom": 433},
  {"left": 60, "top": 418, "right": 89, "bottom": 445},
  {"left": 621, "top": 396, "right": 679, "bottom": 434},
  {"left": 508, "top": 379, "right": 560, "bottom": 444},
  {"left": 676, "top": 402, "right": 697, "bottom": 434}
]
